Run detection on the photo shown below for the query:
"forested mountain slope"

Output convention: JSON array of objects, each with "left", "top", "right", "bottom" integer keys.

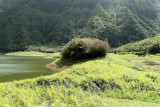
[{"left": 0, "top": 0, "right": 160, "bottom": 51}]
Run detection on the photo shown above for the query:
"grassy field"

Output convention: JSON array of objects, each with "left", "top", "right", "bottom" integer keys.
[
  {"left": 1, "top": 52, "right": 160, "bottom": 106},
  {"left": 109, "top": 54, "right": 160, "bottom": 72}
]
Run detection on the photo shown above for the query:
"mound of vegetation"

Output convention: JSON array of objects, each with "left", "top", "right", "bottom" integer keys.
[
  {"left": 0, "top": 0, "right": 160, "bottom": 51},
  {"left": 61, "top": 38, "right": 109, "bottom": 60},
  {"left": 115, "top": 34, "right": 160, "bottom": 54}
]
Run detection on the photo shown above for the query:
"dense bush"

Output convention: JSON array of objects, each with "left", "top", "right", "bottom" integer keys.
[
  {"left": 148, "top": 43, "right": 160, "bottom": 54},
  {"left": 61, "top": 38, "right": 109, "bottom": 60}
]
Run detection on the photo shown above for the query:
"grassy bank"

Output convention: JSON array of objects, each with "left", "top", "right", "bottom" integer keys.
[
  {"left": 1, "top": 52, "right": 160, "bottom": 106},
  {"left": 6, "top": 51, "right": 60, "bottom": 58}
]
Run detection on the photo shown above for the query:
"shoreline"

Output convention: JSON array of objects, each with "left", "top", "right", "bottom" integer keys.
[
  {"left": 5, "top": 54, "right": 59, "bottom": 59},
  {"left": 4, "top": 53, "right": 65, "bottom": 72},
  {"left": 45, "top": 64, "right": 65, "bottom": 72}
]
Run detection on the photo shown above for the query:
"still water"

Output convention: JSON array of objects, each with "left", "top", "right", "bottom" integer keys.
[{"left": 0, "top": 55, "right": 55, "bottom": 82}]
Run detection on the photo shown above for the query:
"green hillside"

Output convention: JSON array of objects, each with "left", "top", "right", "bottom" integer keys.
[
  {"left": 0, "top": 0, "right": 160, "bottom": 51},
  {"left": 1, "top": 52, "right": 160, "bottom": 106},
  {"left": 115, "top": 34, "right": 160, "bottom": 53}
]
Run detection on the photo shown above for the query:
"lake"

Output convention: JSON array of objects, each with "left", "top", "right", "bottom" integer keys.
[{"left": 0, "top": 55, "right": 55, "bottom": 82}]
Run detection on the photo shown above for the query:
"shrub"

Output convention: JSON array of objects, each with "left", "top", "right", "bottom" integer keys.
[
  {"left": 61, "top": 38, "right": 109, "bottom": 60},
  {"left": 148, "top": 43, "right": 160, "bottom": 54}
]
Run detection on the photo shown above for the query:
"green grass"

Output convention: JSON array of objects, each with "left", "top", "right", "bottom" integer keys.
[
  {"left": 109, "top": 54, "right": 160, "bottom": 61},
  {"left": 1, "top": 53, "right": 160, "bottom": 106},
  {"left": 109, "top": 54, "right": 160, "bottom": 72},
  {"left": 1, "top": 84, "right": 160, "bottom": 107},
  {"left": 5, "top": 51, "right": 60, "bottom": 58}
]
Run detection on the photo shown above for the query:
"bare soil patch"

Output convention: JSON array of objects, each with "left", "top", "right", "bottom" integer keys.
[
  {"left": 131, "top": 60, "right": 160, "bottom": 73},
  {"left": 143, "top": 61, "right": 160, "bottom": 66},
  {"left": 131, "top": 60, "right": 160, "bottom": 66},
  {"left": 153, "top": 69, "right": 160, "bottom": 73},
  {"left": 45, "top": 64, "right": 65, "bottom": 72}
]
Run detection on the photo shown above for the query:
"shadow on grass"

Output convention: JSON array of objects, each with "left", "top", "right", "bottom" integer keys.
[
  {"left": 55, "top": 56, "right": 106, "bottom": 68},
  {"left": 0, "top": 51, "right": 7, "bottom": 55}
]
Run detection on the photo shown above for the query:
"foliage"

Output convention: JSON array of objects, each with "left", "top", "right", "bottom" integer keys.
[
  {"left": 61, "top": 38, "right": 109, "bottom": 60},
  {"left": 0, "top": 0, "right": 160, "bottom": 51},
  {"left": 1, "top": 54, "right": 160, "bottom": 106},
  {"left": 115, "top": 34, "right": 160, "bottom": 54},
  {"left": 148, "top": 43, "right": 160, "bottom": 54}
]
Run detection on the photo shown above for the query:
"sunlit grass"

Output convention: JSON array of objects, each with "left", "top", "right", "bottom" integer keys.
[
  {"left": 109, "top": 54, "right": 160, "bottom": 61},
  {"left": 1, "top": 53, "right": 160, "bottom": 106},
  {"left": 109, "top": 54, "right": 160, "bottom": 72}
]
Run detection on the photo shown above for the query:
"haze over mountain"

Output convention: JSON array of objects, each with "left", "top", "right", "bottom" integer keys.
[{"left": 0, "top": 0, "right": 160, "bottom": 51}]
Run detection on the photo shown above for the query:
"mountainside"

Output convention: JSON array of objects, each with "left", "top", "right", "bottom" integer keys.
[{"left": 0, "top": 0, "right": 160, "bottom": 51}]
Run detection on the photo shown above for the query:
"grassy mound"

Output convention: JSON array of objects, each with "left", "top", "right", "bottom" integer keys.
[
  {"left": 61, "top": 38, "right": 109, "bottom": 60},
  {"left": 1, "top": 54, "right": 160, "bottom": 106}
]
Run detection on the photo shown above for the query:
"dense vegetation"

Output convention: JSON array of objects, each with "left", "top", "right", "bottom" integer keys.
[
  {"left": 0, "top": 0, "right": 160, "bottom": 51},
  {"left": 115, "top": 34, "right": 160, "bottom": 54},
  {"left": 1, "top": 53, "right": 160, "bottom": 106},
  {"left": 148, "top": 43, "right": 160, "bottom": 54},
  {"left": 61, "top": 38, "right": 109, "bottom": 60}
]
